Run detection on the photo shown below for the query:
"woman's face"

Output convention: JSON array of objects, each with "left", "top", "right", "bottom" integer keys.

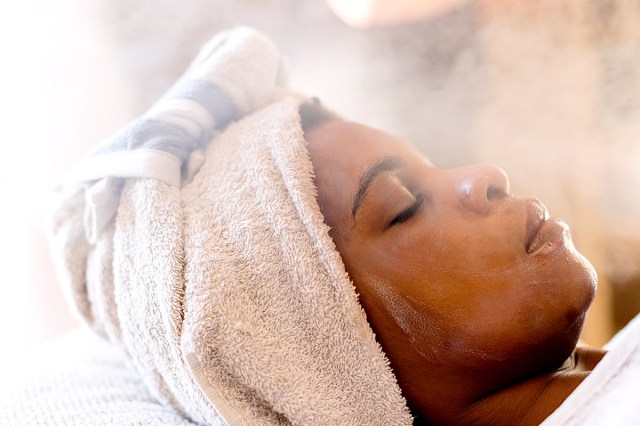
[{"left": 306, "top": 119, "right": 597, "bottom": 396}]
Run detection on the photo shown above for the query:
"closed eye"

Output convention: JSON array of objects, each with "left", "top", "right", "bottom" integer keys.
[{"left": 388, "top": 193, "right": 424, "bottom": 228}]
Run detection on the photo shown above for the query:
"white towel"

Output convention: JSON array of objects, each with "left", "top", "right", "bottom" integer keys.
[
  {"left": 48, "top": 27, "right": 412, "bottom": 425},
  {"left": 0, "top": 329, "right": 199, "bottom": 426},
  {"left": 541, "top": 314, "right": 640, "bottom": 425}
]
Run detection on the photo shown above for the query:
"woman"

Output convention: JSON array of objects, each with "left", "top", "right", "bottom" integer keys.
[
  {"left": 4, "top": 27, "right": 637, "bottom": 426},
  {"left": 302, "top": 101, "right": 604, "bottom": 424}
]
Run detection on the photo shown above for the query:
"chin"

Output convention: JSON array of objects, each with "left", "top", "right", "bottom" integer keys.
[
  {"left": 570, "top": 248, "right": 598, "bottom": 314},
  {"left": 544, "top": 254, "right": 597, "bottom": 367},
  {"left": 515, "top": 263, "right": 597, "bottom": 377},
  {"left": 562, "top": 251, "right": 597, "bottom": 330},
  {"left": 562, "top": 306, "right": 589, "bottom": 351}
]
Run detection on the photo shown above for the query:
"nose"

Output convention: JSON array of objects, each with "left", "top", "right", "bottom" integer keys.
[{"left": 453, "top": 164, "right": 510, "bottom": 215}]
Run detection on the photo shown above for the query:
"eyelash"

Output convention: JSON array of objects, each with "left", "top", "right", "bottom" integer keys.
[{"left": 388, "top": 193, "right": 425, "bottom": 227}]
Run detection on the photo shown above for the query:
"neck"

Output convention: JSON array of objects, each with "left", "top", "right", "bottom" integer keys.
[{"left": 414, "top": 346, "right": 606, "bottom": 425}]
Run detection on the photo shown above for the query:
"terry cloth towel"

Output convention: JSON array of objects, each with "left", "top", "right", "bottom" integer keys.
[
  {"left": 47, "top": 27, "right": 412, "bottom": 425},
  {"left": 0, "top": 328, "right": 199, "bottom": 426}
]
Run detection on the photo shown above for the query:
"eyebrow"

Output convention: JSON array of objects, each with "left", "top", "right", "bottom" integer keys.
[{"left": 351, "top": 156, "right": 404, "bottom": 221}]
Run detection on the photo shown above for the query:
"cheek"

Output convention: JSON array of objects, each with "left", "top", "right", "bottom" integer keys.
[
  {"left": 363, "top": 279, "right": 446, "bottom": 357},
  {"left": 374, "top": 239, "right": 595, "bottom": 364},
  {"left": 385, "top": 219, "right": 524, "bottom": 276},
  {"left": 350, "top": 216, "right": 596, "bottom": 367}
]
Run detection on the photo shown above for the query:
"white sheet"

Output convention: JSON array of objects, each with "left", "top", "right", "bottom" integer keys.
[{"left": 542, "top": 314, "right": 640, "bottom": 425}]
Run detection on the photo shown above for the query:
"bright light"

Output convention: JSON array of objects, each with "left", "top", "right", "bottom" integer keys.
[{"left": 0, "top": 0, "right": 57, "bottom": 377}]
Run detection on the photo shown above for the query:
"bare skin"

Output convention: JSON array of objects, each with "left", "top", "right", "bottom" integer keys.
[{"left": 305, "top": 119, "right": 606, "bottom": 425}]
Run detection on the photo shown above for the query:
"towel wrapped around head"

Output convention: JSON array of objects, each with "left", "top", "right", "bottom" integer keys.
[{"left": 49, "top": 27, "right": 412, "bottom": 425}]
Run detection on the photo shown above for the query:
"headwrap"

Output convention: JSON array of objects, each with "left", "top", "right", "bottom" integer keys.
[{"left": 50, "top": 27, "right": 412, "bottom": 425}]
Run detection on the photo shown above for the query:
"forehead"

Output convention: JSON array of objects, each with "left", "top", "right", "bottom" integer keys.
[
  {"left": 305, "top": 120, "right": 424, "bottom": 228},
  {"left": 305, "top": 120, "right": 421, "bottom": 174}
]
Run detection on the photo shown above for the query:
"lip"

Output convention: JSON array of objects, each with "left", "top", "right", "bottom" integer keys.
[
  {"left": 524, "top": 198, "right": 570, "bottom": 255},
  {"left": 525, "top": 198, "right": 549, "bottom": 253}
]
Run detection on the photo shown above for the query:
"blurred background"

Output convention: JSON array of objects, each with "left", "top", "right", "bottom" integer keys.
[{"left": 1, "top": 0, "right": 639, "bottom": 368}]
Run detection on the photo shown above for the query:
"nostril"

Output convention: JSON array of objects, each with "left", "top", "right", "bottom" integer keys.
[{"left": 487, "top": 185, "right": 505, "bottom": 202}]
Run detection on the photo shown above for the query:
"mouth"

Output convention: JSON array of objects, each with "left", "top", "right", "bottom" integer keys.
[
  {"left": 524, "top": 198, "right": 571, "bottom": 255},
  {"left": 525, "top": 198, "right": 550, "bottom": 254}
]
